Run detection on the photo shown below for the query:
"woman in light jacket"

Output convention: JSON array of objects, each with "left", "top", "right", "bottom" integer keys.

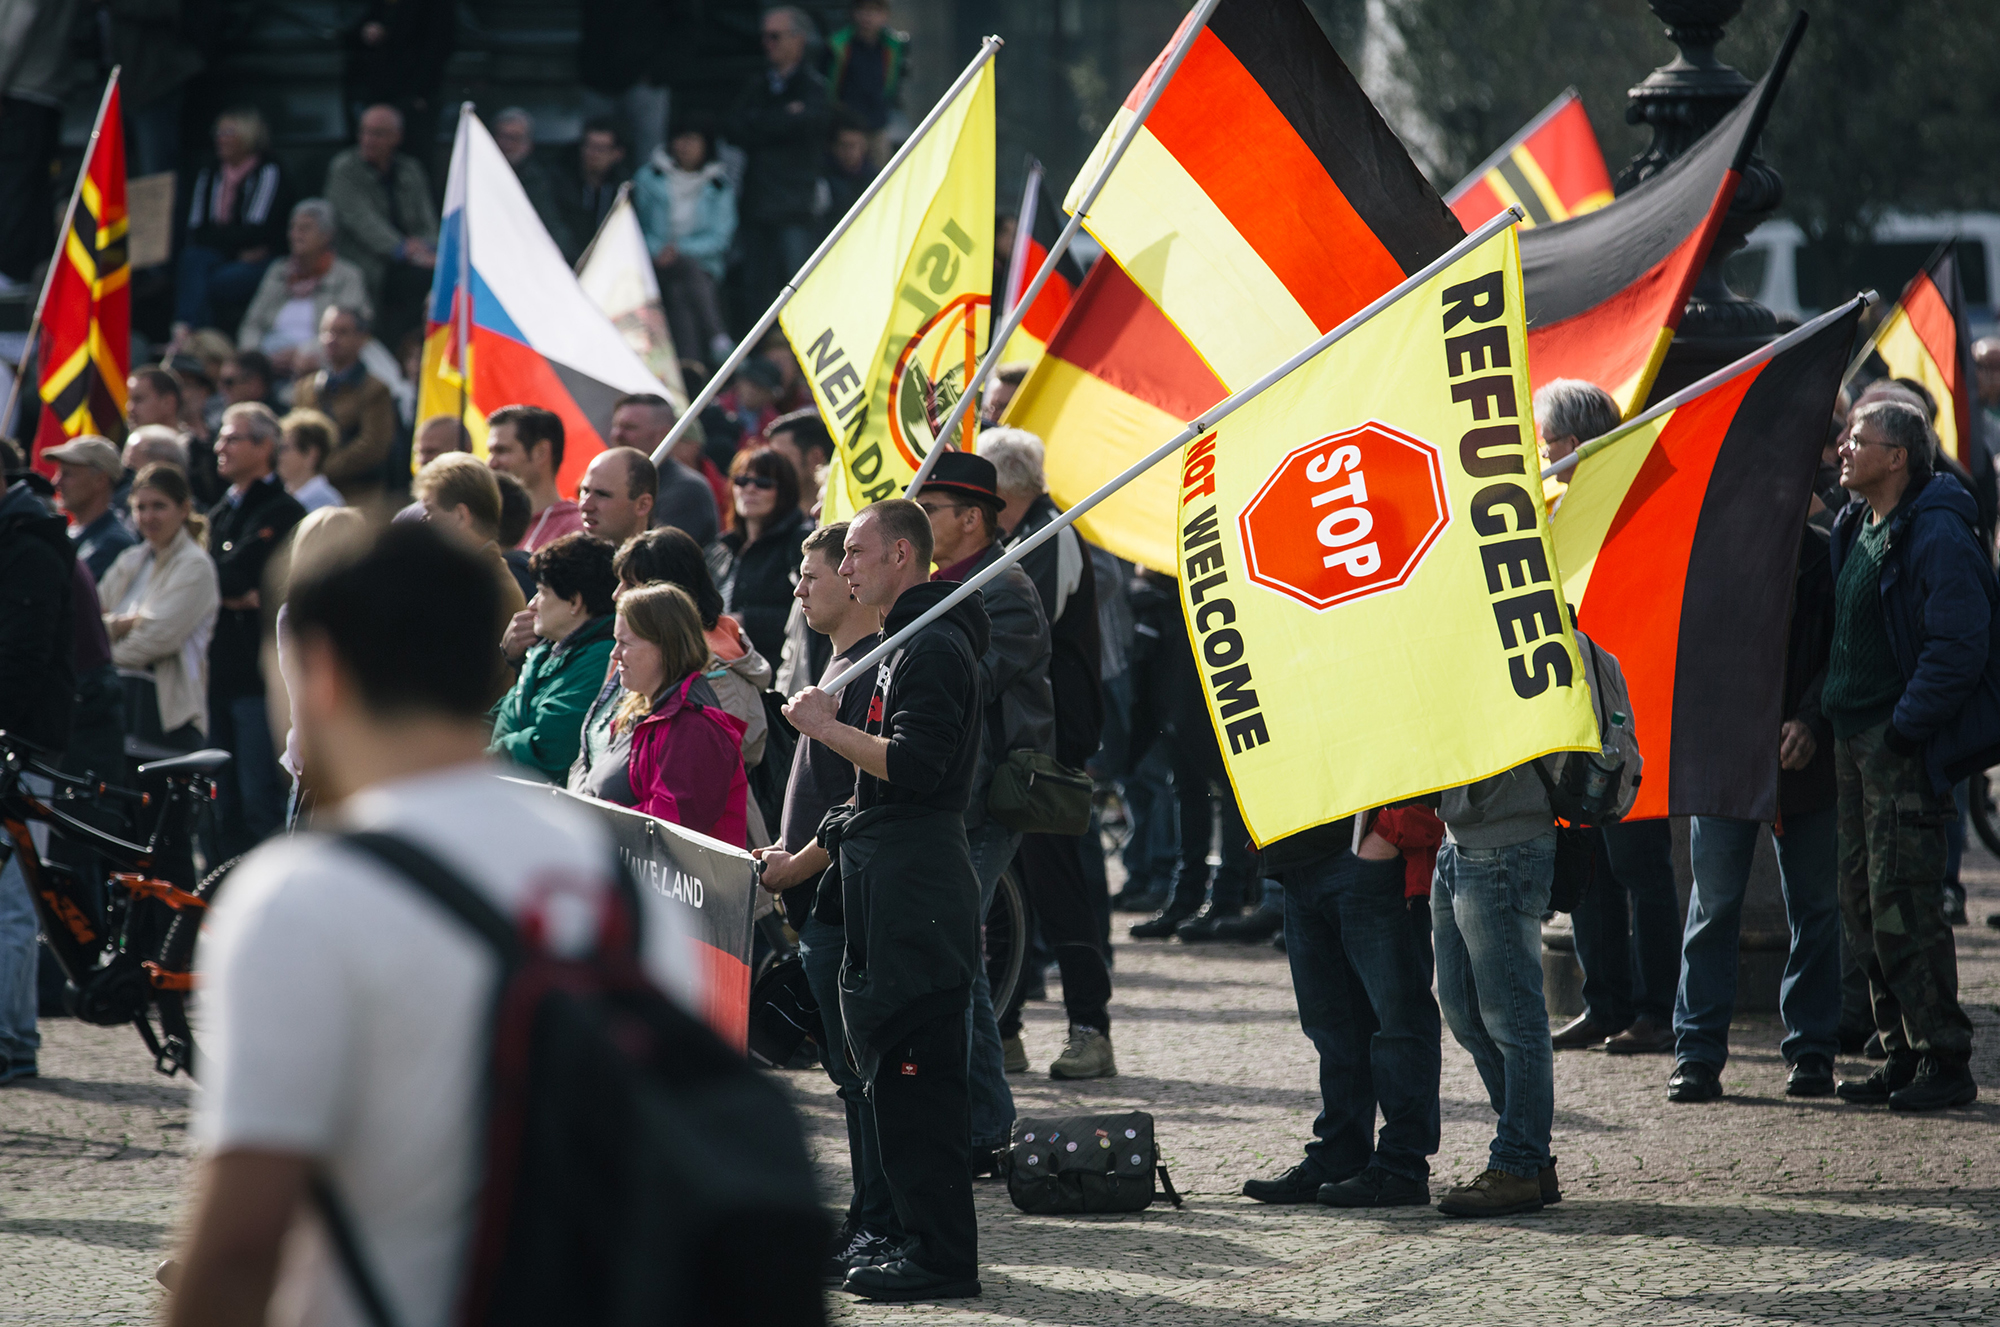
[
  {"left": 630, "top": 122, "right": 737, "bottom": 366},
  {"left": 97, "top": 464, "right": 222, "bottom": 749}
]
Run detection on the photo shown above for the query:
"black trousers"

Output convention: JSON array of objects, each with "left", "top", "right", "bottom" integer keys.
[
  {"left": 1000, "top": 832, "right": 1113, "bottom": 1037},
  {"left": 869, "top": 1001, "right": 977, "bottom": 1279}
]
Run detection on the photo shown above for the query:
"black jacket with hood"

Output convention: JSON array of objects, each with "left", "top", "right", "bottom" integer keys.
[{"left": 0, "top": 480, "right": 77, "bottom": 754}]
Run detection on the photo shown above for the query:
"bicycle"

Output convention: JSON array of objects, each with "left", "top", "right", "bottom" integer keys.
[{"left": 0, "top": 729, "right": 234, "bottom": 1078}]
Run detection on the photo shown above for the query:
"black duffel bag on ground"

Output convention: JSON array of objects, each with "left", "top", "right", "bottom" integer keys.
[{"left": 1005, "top": 1111, "right": 1182, "bottom": 1215}]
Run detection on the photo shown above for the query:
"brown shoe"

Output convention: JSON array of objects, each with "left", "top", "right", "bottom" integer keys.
[
  {"left": 1550, "top": 1013, "right": 1622, "bottom": 1051},
  {"left": 1438, "top": 1168, "right": 1544, "bottom": 1218},
  {"left": 1604, "top": 1015, "right": 1675, "bottom": 1055}
]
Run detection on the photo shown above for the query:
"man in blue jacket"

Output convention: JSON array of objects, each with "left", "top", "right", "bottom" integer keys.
[{"left": 1825, "top": 399, "right": 1988, "bottom": 1111}]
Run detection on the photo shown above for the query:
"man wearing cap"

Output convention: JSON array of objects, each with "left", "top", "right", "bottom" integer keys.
[
  {"left": 44, "top": 437, "right": 136, "bottom": 582},
  {"left": 914, "top": 450, "right": 1054, "bottom": 1175}
]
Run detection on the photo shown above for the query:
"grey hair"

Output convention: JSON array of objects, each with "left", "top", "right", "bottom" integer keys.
[
  {"left": 123, "top": 425, "right": 189, "bottom": 471},
  {"left": 1851, "top": 399, "right": 1936, "bottom": 488},
  {"left": 291, "top": 197, "right": 337, "bottom": 240},
  {"left": 764, "top": 5, "right": 819, "bottom": 42},
  {"left": 360, "top": 103, "right": 403, "bottom": 132},
  {"left": 976, "top": 427, "right": 1046, "bottom": 500},
  {"left": 1533, "top": 378, "right": 1622, "bottom": 447},
  {"left": 222, "top": 401, "right": 282, "bottom": 444},
  {"left": 494, "top": 106, "right": 533, "bottom": 131}
]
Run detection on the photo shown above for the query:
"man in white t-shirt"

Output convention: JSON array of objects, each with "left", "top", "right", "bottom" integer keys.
[{"left": 169, "top": 522, "right": 691, "bottom": 1327}]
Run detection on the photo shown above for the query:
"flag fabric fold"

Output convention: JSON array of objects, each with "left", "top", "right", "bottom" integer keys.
[
  {"left": 33, "top": 73, "right": 130, "bottom": 467},
  {"left": 1006, "top": 256, "right": 1226, "bottom": 573},
  {"left": 1176, "top": 224, "right": 1598, "bottom": 846},
  {"left": 575, "top": 189, "right": 690, "bottom": 416},
  {"left": 780, "top": 61, "right": 995, "bottom": 520},
  {"left": 1445, "top": 88, "right": 1614, "bottom": 231},
  {"left": 1064, "top": 0, "right": 1464, "bottom": 392},
  {"left": 1852, "top": 243, "right": 1979, "bottom": 465},
  {"left": 1520, "top": 18, "right": 1805, "bottom": 416},
  {"left": 418, "top": 112, "right": 673, "bottom": 490},
  {"left": 1550, "top": 300, "right": 1864, "bottom": 822}
]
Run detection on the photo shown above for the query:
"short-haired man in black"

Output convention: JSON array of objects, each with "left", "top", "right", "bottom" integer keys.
[
  {"left": 783, "top": 498, "right": 988, "bottom": 1302},
  {"left": 606, "top": 392, "right": 719, "bottom": 544}
]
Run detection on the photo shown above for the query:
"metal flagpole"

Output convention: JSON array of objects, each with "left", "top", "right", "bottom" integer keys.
[
  {"left": 996, "top": 157, "right": 1042, "bottom": 329},
  {"left": 650, "top": 35, "right": 1004, "bottom": 469},
  {"left": 821, "top": 206, "right": 1528, "bottom": 695},
  {"left": 1, "top": 68, "right": 120, "bottom": 444},
  {"left": 906, "top": 0, "right": 1224, "bottom": 496},
  {"left": 453, "top": 102, "right": 473, "bottom": 436},
  {"left": 1540, "top": 290, "right": 1879, "bottom": 483}
]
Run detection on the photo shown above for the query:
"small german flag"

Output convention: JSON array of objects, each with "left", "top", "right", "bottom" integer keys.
[
  {"left": 1549, "top": 295, "right": 1866, "bottom": 822},
  {"left": 997, "top": 159, "right": 1087, "bottom": 371},
  {"left": 1850, "top": 242, "right": 1980, "bottom": 465},
  {"left": 1520, "top": 15, "right": 1806, "bottom": 417},
  {"left": 1064, "top": 0, "right": 1463, "bottom": 392},
  {"left": 1445, "top": 89, "right": 1615, "bottom": 231},
  {"left": 1005, "top": 256, "right": 1225, "bottom": 574},
  {"left": 33, "top": 71, "right": 130, "bottom": 469}
]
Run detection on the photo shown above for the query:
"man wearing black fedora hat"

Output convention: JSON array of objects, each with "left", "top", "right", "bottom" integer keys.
[{"left": 913, "top": 450, "right": 1055, "bottom": 1175}]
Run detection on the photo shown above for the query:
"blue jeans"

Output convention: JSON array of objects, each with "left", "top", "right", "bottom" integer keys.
[
  {"left": 173, "top": 245, "right": 272, "bottom": 329},
  {"left": 1676, "top": 806, "right": 1840, "bottom": 1070},
  {"left": 966, "top": 818, "right": 1018, "bottom": 1150},
  {"left": 1432, "top": 835, "right": 1556, "bottom": 1179},
  {"left": 1570, "top": 818, "right": 1682, "bottom": 1028},
  {"left": 212, "top": 694, "right": 287, "bottom": 860},
  {"left": 1282, "top": 852, "right": 1440, "bottom": 1182},
  {"left": 1119, "top": 739, "right": 1178, "bottom": 896},
  {"left": 799, "top": 915, "right": 900, "bottom": 1236},
  {"left": 0, "top": 774, "right": 52, "bottom": 1069}
]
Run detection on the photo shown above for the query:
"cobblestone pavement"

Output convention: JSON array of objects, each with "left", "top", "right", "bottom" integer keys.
[{"left": 6, "top": 857, "right": 1998, "bottom": 1326}]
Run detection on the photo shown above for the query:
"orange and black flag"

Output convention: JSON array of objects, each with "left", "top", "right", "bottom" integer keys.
[
  {"left": 1850, "top": 242, "right": 1981, "bottom": 466},
  {"left": 997, "top": 159, "right": 1087, "bottom": 371},
  {"left": 1549, "top": 295, "right": 1867, "bottom": 822},
  {"left": 1520, "top": 14, "right": 1805, "bottom": 416},
  {"left": 1063, "top": 0, "right": 1464, "bottom": 392},
  {"left": 33, "top": 72, "right": 130, "bottom": 468},
  {"left": 1445, "top": 88, "right": 1615, "bottom": 231}
]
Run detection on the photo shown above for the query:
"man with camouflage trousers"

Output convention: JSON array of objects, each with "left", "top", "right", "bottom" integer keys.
[{"left": 1825, "top": 399, "right": 1992, "bottom": 1111}]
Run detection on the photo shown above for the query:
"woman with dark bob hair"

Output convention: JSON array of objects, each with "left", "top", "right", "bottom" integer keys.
[{"left": 487, "top": 533, "right": 619, "bottom": 783}]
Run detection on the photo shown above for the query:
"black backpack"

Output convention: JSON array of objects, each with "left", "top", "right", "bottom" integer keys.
[{"left": 321, "top": 832, "right": 828, "bottom": 1327}]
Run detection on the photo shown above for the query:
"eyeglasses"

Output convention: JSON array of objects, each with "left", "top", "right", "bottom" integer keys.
[
  {"left": 732, "top": 474, "right": 778, "bottom": 490},
  {"left": 1838, "top": 435, "right": 1904, "bottom": 455}
]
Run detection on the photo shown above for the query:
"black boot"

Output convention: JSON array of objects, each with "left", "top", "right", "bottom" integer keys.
[
  {"left": 1889, "top": 1054, "right": 1978, "bottom": 1111},
  {"left": 1175, "top": 898, "right": 1245, "bottom": 942},
  {"left": 1836, "top": 1050, "right": 1919, "bottom": 1104},
  {"left": 1211, "top": 902, "right": 1284, "bottom": 942},
  {"left": 1129, "top": 881, "right": 1205, "bottom": 939}
]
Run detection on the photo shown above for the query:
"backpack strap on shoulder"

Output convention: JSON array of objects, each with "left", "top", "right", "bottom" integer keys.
[{"left": 309, "top": 1174, "right": 407, "bottom": 1327}]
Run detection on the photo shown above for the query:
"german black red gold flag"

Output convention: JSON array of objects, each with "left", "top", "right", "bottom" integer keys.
[
  {"left": 1064, "top": 0, "right": 1463, "bottom": 390},
  {"left": 1851, "top": 242, "right": 1980, "bottom": 465},
  {"left": 998, "top": 160, "right": 1087, "bottom": 370},
  {"left": 1446, "top": 88, "right": 1614, "bottom": 231},
  {"left": 1548, "top": 295, "right": 1866, "bottom": 822},
  {"left": 1520, "top": 15, "right": 1805, "bottom": 416},
  {"left": 33, "top": 72, "right": 130, "bottom": 467}
]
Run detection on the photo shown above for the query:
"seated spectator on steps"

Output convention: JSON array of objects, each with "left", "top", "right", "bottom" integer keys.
[
  {"left": 290, "top": 306, "right": 397, "bottom": 501},
  {"left": 717, "top": 356, "right": 783, "bottom": 444},
  {"left": 632, "top": 121, "right": 738, "bottom": 368},
  {"left": 488, "top": 533, "right": 619, "bottom": 783},
  {"left": 611, "top": 582, "right": 749, "bottom": 844},
  {"left": 490, "top": 107, "right": 576, "bottom": 260},
  {"left": 324, "top": 103, "right": 439, "bottom": 349},
  {"left": 237, "top": 200, "right": 373, "bottom": 380},
  {"left": 174, "top": 108, "right": 293, "bottom": 341},
  {"left": 275, "top": 409, "right": 346, "bottom": 512},
  {"left": 485, "top": 404, "right": 581, "bottom": 552},
  {"left": 557, "top": 118, "right": 630, "bottom": 256}
]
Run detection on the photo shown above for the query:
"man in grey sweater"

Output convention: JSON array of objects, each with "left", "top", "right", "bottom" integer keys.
[{"left": 1432, "top": 761, "right": 1561, "bottom": 1216}]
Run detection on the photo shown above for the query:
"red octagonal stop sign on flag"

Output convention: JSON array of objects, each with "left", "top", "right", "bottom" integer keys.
[{"left": 1237, "top": 421, "right": 1451, "bottom": 612}]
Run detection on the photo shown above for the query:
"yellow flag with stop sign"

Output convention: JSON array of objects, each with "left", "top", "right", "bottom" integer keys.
[{"left": 1176, "top": 225, "right": 1599, "bottom": 846}]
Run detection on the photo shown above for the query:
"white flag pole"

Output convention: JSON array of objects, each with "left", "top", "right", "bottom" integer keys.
[
  {"left": 906, "top": 0, "right": 1225, "bottom": 496},
  {"left": 821, "top": 207, "right": 1527, "bottom": 695},
  {"left": 1540, "top": 290, "right": 1879, "bottom": 482},
  {"left": 996, "top": 158, "right": 1042, "bottom": 328},
  {"left": 650, "top": 35, "right": 1004, "bottom": 469}
]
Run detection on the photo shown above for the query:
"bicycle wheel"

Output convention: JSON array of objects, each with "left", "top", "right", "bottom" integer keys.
[
  {"left": 1971, "top": 769, "right": 2000, "bottom": 859},
  {"left": 150, "top": 854, "right": 240, "bottom": 1078},
  {"left": 984, "top": 866, "right": 1029, "bottom": 1017}
]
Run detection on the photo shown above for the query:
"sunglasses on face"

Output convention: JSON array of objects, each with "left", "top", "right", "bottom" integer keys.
[{"left": 732, "top": 474, "right": 778, "bottom": 490}]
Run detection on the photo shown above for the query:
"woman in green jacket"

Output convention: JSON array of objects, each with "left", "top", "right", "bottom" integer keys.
[{"left": 488, "top": 533, "right": 619, "bottom": 782}]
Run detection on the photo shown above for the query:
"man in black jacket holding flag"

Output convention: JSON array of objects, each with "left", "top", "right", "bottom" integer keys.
[{"left": 785, "top": 498, "right": 987, "bottom": 1303}]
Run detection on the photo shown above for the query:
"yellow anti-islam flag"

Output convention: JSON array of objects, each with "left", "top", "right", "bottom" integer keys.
[
  {"left": 1174, "top": 225, "right": 1599, "bottom": 846},
  {"left": 782, "top": 63, "right": 994, "bottom": 520}
]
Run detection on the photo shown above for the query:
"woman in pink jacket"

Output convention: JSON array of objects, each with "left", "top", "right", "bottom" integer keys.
[{"left": 611, "top": 583, "right": 749, "bottom": 846}]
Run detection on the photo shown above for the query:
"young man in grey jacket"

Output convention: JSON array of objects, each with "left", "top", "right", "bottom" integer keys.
[{"left": 1432, "top": 761, "right": 1561, "bottom": 1216}]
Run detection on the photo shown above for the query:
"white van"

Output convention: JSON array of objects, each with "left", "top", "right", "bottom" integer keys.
[{"left": 1727, "top": 212, "right": 2000, "bottom": 337}]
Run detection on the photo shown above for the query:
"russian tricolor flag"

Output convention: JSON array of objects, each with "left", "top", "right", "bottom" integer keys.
[{"left": 418, "top": 108, "right": 672, "bottom": 491}]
